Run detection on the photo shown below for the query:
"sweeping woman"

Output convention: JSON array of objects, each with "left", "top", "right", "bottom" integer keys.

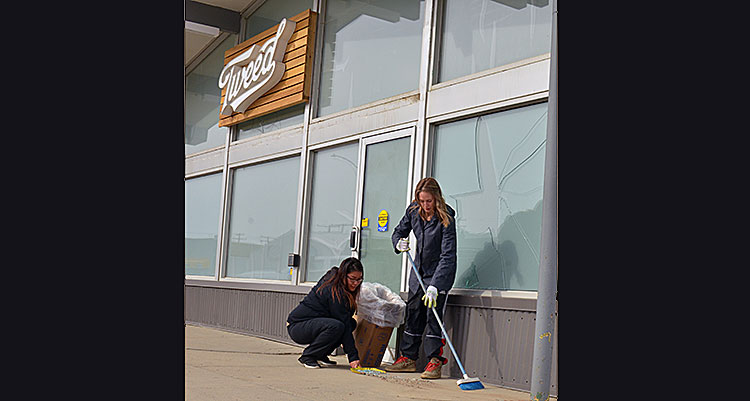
[
  {"left": 384, "top": 177, "right": 457, "bottom": 379},
  {"left": 287, "top": 257, "right": 363, "bottom": 369}
]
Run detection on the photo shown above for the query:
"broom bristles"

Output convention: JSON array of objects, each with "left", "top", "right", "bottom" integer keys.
[{"left": 457, "top": 376, "right": 485, "bottom": 390}]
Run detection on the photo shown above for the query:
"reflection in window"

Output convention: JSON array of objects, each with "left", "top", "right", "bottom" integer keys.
[
  {"left": 235, "top": 2, "right": 312, "bottom": 142},
  {"left": 318, "top": 0, "right": 425, "bottom": 117},
  {"left": 185, "top": 173, "right": 223, "bottom": 276},
  {"left": 244, "top": 0, "right": 313, "bottom": 41},
  {"left": 225, "top": 156, "right": 300, "bottom": 280},
  {"left": 439, "top": 0, "right": 552, "bottom": 83},
  {"left": 185, "top": 34, "right": 237, "bottom": 155},
  {"left": 304, "top": 143, "right": 359, "bottom": 282},
  {"left": 236, "top": 104, "right": 306, "bottom": 141},
  {"left": 432, "top": 102, "right": 547, "bottom": 291}
]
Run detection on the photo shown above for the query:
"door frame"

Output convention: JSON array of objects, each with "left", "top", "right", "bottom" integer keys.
[{"left": 351, "top": 126, "right": 415, "bottom": 294}]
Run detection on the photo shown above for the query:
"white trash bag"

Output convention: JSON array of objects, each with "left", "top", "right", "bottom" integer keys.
[{"left": 356, "top": 282, "right": 406, "bottom": 328}]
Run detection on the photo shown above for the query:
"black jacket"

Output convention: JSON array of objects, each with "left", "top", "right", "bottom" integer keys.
[
  {"left": 287, "top": 267, "right": 359, "bottom": 362},
  {"left": 391, "top": 201, "right": 457, "bottom": 294}
]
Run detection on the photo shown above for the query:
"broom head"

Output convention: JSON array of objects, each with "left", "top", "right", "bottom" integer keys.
[{"left": 457, "top": 375, "right": 485, "bottom": 390}]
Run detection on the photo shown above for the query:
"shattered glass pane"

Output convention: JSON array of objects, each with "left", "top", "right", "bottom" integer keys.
[{"left": 433, "top": 102, "right": 547, "bottom": 291}]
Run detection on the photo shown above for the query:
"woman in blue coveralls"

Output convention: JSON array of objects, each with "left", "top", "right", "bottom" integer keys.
[{"left": 384, "top": 177, "right": 457, "bottom": 379}]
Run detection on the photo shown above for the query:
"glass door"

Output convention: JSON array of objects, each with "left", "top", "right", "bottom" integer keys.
[
  {"left": 350, "top": 128, "right": 412, "bottom": 362},
  {"left": 303, "top": 142, "right": 360, "bottom": 283},
  {"left": 352, "top": 129, "right": 412, "bottom": 294}
]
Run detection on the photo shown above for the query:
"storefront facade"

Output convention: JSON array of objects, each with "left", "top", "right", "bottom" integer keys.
[{"left": 185, "top": 0, "right": 556, "bottom": 394}]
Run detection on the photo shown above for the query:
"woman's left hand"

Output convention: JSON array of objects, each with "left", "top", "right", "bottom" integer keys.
[{"left": 349, "top": 360, "right": 361, "bottom": 369}]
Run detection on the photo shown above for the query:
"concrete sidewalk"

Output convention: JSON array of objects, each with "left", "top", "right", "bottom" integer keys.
[{"left": 186, "top": 324, "right": 552, "bottom": 401}]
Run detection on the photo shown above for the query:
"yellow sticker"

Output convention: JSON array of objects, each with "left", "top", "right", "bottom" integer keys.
[
  {"left": 362, "top": 218, "right": 369, "bottom": 227},
  {"left": 377, "top": 210, "right": 388, "bottom": 232}
]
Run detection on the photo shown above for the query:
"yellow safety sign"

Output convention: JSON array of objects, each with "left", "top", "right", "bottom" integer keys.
[{"left": 377, "top": 210, "right": 388, "bottom": 232}]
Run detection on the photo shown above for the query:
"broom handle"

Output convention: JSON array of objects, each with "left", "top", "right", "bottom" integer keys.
[{"left": 406, "top": 251, "right": 469, "bottom": 378}]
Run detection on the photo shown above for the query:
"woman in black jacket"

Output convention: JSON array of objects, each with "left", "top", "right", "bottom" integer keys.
[
  {"left": 287, "top": 257, "right": 363, "bottom": 369},
  {"left": 384, "top": 177, "right": 457, "bottom": 379}
]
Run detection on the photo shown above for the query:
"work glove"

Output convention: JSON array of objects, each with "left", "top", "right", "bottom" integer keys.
[
  {"left": 422, "top": 285, "right": 438, "bottom": 308},
  {"left": 396, "top": 238, "right": 410, "bottom": 252}
]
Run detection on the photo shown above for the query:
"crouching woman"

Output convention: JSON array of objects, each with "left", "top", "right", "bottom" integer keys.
[{"left": 286, "top": 257, "right": 363, "bottom": 369}]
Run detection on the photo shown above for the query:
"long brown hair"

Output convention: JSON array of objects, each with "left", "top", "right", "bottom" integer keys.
[
  {"left": 410, "top": 177, "right": 452, "bottom": 228},
  {"left": 316, "top": 257, "right": 364, "bottom": 310}
]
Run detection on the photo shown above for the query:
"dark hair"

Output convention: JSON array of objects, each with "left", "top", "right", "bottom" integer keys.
[{"left": 317, "top": 257, "right": 364, "bottom": 310}]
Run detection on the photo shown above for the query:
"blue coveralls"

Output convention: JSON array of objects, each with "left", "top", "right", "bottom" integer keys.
[{"left": 391, "top": 201, "right": 457, "bottom": 363}]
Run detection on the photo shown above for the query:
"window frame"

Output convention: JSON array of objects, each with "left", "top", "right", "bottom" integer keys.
[
  {"left": 433, "top": 0, "right": 553, "bottom": 85},
  {"left": 184, "top": 0, "right": 553, "bottom": 303},
  {"left": 219, "top": 151, "right": 303, "bottom": 284},
  {"left": 314, "top": 0, "right": 428, "bottom": 119},
  {"left": 185, "top": 33, "right": 240, "bottom": 158},
  {"left": 425, "top": 95, "right": 550, "bottom": 300},
  {"left": 184, "top": 168, "right": 226, "bottom": 281}
]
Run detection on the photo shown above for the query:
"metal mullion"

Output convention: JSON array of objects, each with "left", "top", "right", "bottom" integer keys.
[
  {"left": 351, "top": 137, "right": 367, "bottom": 259},
  {"left": 430, "top": 0, "right": 446, "bottom": 86},
  {"left": 308, "top": 0, "right": 326, "bottom": 121},
  {"left": 214, "top": 126, "right": 235, "bottom": 281},
  {"left": 413, "top": 0, "right": 437, "bottom": 190},
  {"left": 404, "top": 0, "right": 438, "bottom": 292},
  {"left": 295, "top": 146, "right": 317, "bottom": 285},
  {"left": 293, "top": 101, "right": 313, "bottom": 286},
  {"left": 295, "top": 0, "right": 325, "bottom": 285}
]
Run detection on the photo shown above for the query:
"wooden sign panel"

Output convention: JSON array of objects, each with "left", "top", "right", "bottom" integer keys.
[{"left": 218, "top": 9, "right": 317, "bottom": 127}]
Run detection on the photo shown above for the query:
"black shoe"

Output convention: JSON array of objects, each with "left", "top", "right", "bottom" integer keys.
[
  {"left": 318, "top": 356, "right": 337, "bottom": 366},
  {"left": 298, "top": 356, "right": 320, "bottom": 369}
]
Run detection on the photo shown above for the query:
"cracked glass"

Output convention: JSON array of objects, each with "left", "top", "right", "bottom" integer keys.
[{"left": 432, "top": 102, "right": 548, "bottom": 291}]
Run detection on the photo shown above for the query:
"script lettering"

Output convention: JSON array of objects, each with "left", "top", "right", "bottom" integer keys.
[{"left": 218, "top": 18, "right": 296, "bottom": 116}]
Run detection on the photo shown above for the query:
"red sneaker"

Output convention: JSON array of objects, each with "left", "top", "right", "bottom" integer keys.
[
  {"left": 384, "top": 356, "right": 416, "bottom": 372},
  {"left": 421, "top": 357, "right": 442, "bottom": 379}
]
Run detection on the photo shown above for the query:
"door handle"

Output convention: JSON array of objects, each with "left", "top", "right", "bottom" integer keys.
[{"left": 350, "top": 226, "right": 359, "bottom": 250}]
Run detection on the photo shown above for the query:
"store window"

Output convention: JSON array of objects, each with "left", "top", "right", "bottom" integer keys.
[
  {"left": 225, "top": 156, "right": 300, "bottom": 280},
  {"left": 185, "top": 173, "right": 223, "bottom": 277},
  {"left": 304, "top": 142, "right": 359, "bottom": 282},
  {"left": 432, "top": 102, "right": 548, "bottom": 291},
  {"left": 236, "top": 104, "right": 306, "bottom": 141},
  {"left": 317, "top": 0, "right": 425, "bottom": 117},
  {"left": 238, "top": 0, "right": 313, "bottom": 142},
  {"left": 185, "top": 34, "right": 237, "bottom": 155},
  {"left": 243, "top": 0, "right": 313, "bottom": 41},
  {"left": 438, "top": 0, "right": 552, "bottom": 83}
]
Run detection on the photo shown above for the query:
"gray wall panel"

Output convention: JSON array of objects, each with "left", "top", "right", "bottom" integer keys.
[
  {"left": 185, "top": 285, "right": 306, "bottom": 344},
  {"left": 440, "top": 306, "right": 547, "bottom": 394},
  {"left": 185, "top": 285, "right": 556, "bottom": 396}
]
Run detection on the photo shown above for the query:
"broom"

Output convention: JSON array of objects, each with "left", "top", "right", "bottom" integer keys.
[{"left": 406, "top": 251, "right": 484, "bottom": 391}]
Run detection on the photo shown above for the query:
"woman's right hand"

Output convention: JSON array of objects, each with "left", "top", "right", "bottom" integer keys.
[
  {"left": 396, "top": 238, "right": 410, "bottom": 252},
  {"left": 349, "top": 360, "right": 361, "bottom": 369}
]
